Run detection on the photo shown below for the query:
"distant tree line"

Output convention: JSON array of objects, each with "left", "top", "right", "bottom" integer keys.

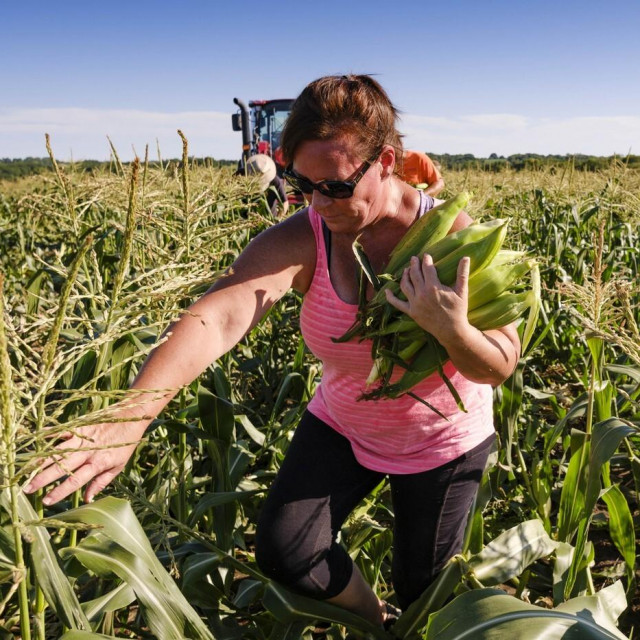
[
  {"left": 428, "top": 153, "right": 640, "bottom": 173},
  {"left": 0, "top": 157, "right": 237, "bottom": 181},
  {"left": 1, "top": 154, "right": 639, "bottom": 181}
]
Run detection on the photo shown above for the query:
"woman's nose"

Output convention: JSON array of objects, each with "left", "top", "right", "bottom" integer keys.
[{"left": 310, "top": 190, "right": 333, "bottom": 210}]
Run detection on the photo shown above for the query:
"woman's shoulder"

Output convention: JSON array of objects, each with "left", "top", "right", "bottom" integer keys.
[
  {"left": 262, "top": 206, "right": 314, "bottom": 246},
  {"left": 245, "top": 206, "right": 317, "bottom": 293}
]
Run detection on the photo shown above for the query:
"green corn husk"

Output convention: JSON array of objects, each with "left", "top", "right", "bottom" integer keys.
[
  {"left": 467, "top": 290, "right": 536, "bottom": 332},
  {"left": 431, "top": 220, "right": 509, "bottom": 286},
  {"left": 384, "top": 191, "right": 469, "bottom": 275},
  {"left": 362, "top": 336, "right": 447, "bottom": 399},
  {"left": 467, "top": 258, "right": 536, "bottom": 311}
]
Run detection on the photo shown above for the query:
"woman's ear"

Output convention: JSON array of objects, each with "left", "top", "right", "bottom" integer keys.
[{"left": 378, "top": 145, "right": 397, "bottom": 179}]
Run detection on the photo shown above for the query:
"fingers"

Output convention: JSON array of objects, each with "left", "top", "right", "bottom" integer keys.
[
  {"left": 385, "top": 287, "right": 410, "bottom": 314},
  {"left": 40, "top": 462, "right": 101, "bottom": 505},
  {"left": 24, "top": 449, "right": 89, "bottom": 495},
  {"left": 26, "top": 430, "right": 93, "bottom": 474},
  {"left": 85, "top": 468, "right": 121, "bottom": 504},
  {"left": 400, "top": 262, "right": 416, "bottom": 296},
  {"left": 420, "top": 253, "right": 436, "bottom": 278},
  {"left": 455, "top": 256, "right": 470, "bottom": 299},
  {"left": 421, "top": 253, "right": 470, "bottom": 299}
]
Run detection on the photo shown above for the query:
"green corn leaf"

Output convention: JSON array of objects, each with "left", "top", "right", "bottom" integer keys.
[
  {"left": 0, "top": 525, "right": 16, "bottom": 582},
  {"left": 198, "top": 384, "right": 235, "bottom": 444},
  {"left": 25, "top": 268, "right": 48, "bottom": 316},
  {"left": 424, "top": 584, "right": 629, "bottom": 639},
  {"left": 605, "top": 363, "right": 640, "bottom": 384},
  {"left": 543, "top": 394, "right": 588, "bottom": 458},
  {"left": 555, "top": 581, "right": 629, "bottom": 637},
  {"left": 601, "top": 484, "right": 637, "bottom": 590},
  {"left": 180, "top": 552, "right": 226, "bottom": 609},
  {"left": 236, "top": 413, "right": 265, "bottom": 446},
  {"left": 188, "top": 489, "right": 263, "bottom": 527},
  {"left": 60, "top": 632, "right": 119, "bottom": 639},
  {"left": 0, "top": 491, "right": 91, "bottom": 631},
  {"left": 523, "top": 306, "right": 561, "bottom": 355},
  {"left": 563, "top": 522, "right": 593, "bottom": 601},
  {"left": 267, "top": 621, "right": 315, "bottom": 640},
  {"left": 55, "top": 497, "right": 214, "bottom": 640},
  {"left": 63, "top": 536, "right": 211, "bottom": 640},
  {"left": 81, "top": 582, "right": 136, "bottom": 621},
  {"left": 468, "top": 519, "right": 558, "bottom": 586},
  {"left": 436, "top": 360, "right": 466, "bottom": 413},
  {"left": 583, "top": 419, "right": 639, "bottom": 530},
  {"left": 521, "top": 262, "right": 541, "bottom": 354},
  {"left": 552, "top": 541, "right": 575, "bottom": 606},
  {"left": 406, "top": 391, "right": 450, "bottom": 421},
  {"left": 557, "top": 430, "right": 589, "bottom": 542},
  {"left": 109, "top": 335, "right": 136, "bottom": 392},
  {"left": 262, "top": 581, "right": 388, "bottom": 639},
  {"left": 393, "top": 555, "right": 468, "bottom": 637},
  {"left": 233, "top": 578, "right": 264, "bottom": 609},
  {"left": 496, "top": 361, "right": 525, "bottom": 468}
]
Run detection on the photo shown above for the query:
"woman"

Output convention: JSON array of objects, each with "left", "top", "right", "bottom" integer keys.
[{"left": 26, "top": 75, "right": 519, "bottom": 628}]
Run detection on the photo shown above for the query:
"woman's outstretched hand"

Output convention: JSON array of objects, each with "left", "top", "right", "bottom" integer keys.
[{"left": 23, "top": 419, "right": 148, "bottom": 505}]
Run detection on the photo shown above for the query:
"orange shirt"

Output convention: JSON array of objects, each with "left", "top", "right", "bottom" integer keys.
[{"left": 400, "top": 150, "right": 441, "bottom": 186}]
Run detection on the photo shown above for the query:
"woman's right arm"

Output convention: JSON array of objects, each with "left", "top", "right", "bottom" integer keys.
[{"left": 25, "top": 210, "right": 316, "bottom": 504}]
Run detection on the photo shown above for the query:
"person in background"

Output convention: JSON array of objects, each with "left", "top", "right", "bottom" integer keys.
[
  {"left": 400, "top": 149, "right": 445, "bottom": 196},
  {"left": 25, "top": 74, "right": 518, "bottom": 631},
  {"left": 246, "top": 153, "right": 289, "bottom": 218}
]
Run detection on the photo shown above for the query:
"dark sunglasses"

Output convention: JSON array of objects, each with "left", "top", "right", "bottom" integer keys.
[{"left": 283, "top": 155, "right": 378, "bottom": 199}]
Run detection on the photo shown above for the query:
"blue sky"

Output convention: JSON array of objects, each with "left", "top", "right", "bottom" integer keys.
[{"left": 2, "top": 0, "right": 639, "bottom": 161}]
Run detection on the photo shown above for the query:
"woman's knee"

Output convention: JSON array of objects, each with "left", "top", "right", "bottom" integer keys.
[
  {"left": 255, "top": 499, "right": 328, "bottom": 582},
  {"left": 254, "top": 500, "right": 351, "bottom": 599}
]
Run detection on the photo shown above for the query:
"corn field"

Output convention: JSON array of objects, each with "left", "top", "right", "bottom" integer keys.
[{"left": 0, "top": 143, "right": 638, "bottom": 639}]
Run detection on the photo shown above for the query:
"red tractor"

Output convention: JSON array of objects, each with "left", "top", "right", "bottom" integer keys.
[
  {"left": 232, "top": 97, "right": 294, "bottom": 174},
  {"left": 232, "top": 98, "right": 304, "bottom": 207}
]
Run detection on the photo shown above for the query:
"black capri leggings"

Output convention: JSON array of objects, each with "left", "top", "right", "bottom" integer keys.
[{"left": 255, "top": 411, "right": 494, "bottom": 610}]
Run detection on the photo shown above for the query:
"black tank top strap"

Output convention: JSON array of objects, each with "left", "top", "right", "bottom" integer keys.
[{"left": 321, "top": 218, "right": 332, "bottom": 264}]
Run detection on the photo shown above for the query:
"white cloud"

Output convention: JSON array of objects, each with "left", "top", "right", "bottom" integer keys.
[
  {"left": 400, "top": 113, "right": 640, "bottom": 156},
  {"left": 1, "top": 108, "right": 639, "bottom": 160},
  {"left": 460, "top": 114, "right": 530, "bottom": 129},
  {"left": 0, "top": 108, "right": 241, "bottom": 161}
]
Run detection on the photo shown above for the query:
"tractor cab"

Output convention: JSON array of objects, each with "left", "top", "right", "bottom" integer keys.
[
  {"left": 232, "top": 98, "right": 295, "bottom": 173},
  {"left": 232, "top": 97, "right": 305, "bottom": 208}
]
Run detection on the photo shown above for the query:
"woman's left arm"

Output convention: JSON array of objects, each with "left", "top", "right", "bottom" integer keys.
[{"left": 385, "top": 254, "right": 520, "bottom": 386}]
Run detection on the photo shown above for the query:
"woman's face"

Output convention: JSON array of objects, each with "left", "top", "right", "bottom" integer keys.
[{"left": 292, "top": 136, "right": 390, "bottom": 234}]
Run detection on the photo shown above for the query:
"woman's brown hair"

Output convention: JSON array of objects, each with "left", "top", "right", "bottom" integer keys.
[{"left": 280, "top": 74, "right": 404, "bottom": 166}]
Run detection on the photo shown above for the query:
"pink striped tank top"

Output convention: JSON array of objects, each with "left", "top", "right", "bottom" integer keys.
[{"left": 300, "top": 192, "right": 495, "bottom": 474}]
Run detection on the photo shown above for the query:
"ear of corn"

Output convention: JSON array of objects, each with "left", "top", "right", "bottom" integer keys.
[
  {"left": 467, "top": 291, "right": 535, "bottom": 332},
  {"left": 431, "top": 220, "right": 509, "bottom": 286},
  {"left": 467, "top": 259, "right": 536, "bottom": 311},
  {"left": 416, "top": 219, "right": 507, "bottom": 269},
  {"left": 384, "top": 192, "right": 469, "bottom": 275},
  {"left": 483, "top": 249, "right": 527, "bottom": 268}
]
